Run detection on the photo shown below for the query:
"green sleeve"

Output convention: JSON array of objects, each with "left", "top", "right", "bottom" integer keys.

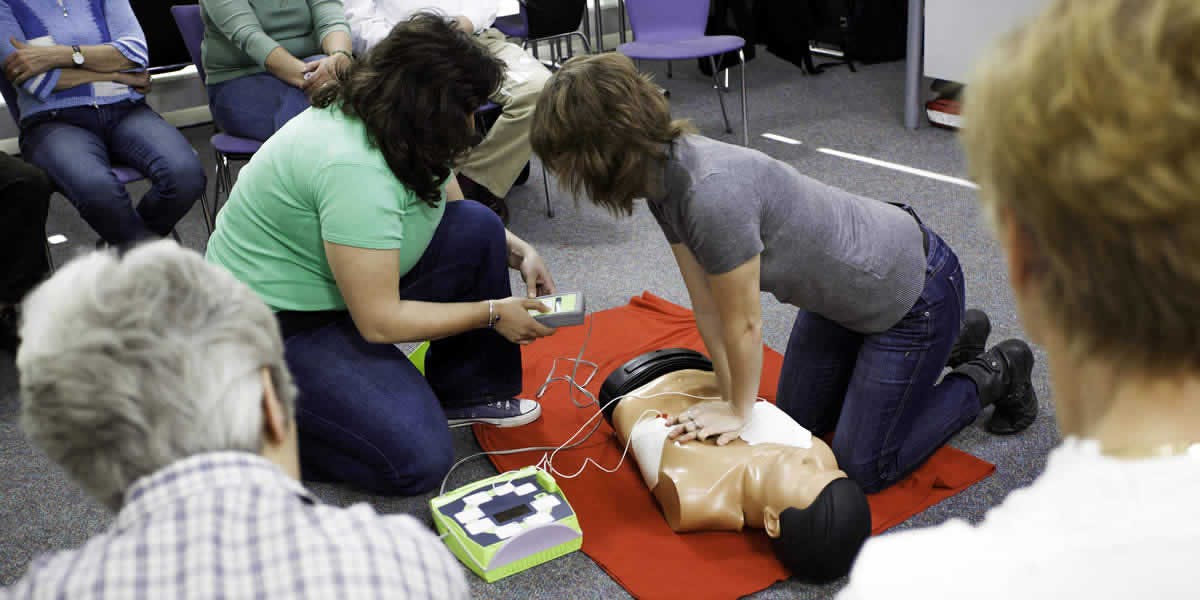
[
  {"left": 203, "top": 0, "right": 281, "bottom": 67},
  {"left": 314, "top": 163, "right": 409, "bottom": 250},
  {"left": 309, "top": 0, "right": 352, "bottom": 46}
]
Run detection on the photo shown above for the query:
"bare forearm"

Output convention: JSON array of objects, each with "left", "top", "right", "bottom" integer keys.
[
  {"left": 320, "top": 30, "right": 353, "bottom": 56},
  {"left": 359, "top": 299, "right": 489, "bottom": 344},
  {"left": 264, "top": 46, "right": 306, "bottom": 88},
  {"left": 719, "top": 316, "right": 763, "bottom": 417},
  {"left": 77, "top": 45, "right": 137, "bottom": 72},
  {"left": 505, "top": 229, "right": 533, "bottom": 267},
  {"left": 695, "top": 310, "right": 734, "bottom": 402}
]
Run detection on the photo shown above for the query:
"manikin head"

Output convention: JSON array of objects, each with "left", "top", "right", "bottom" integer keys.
[
  {"left": 602, "top": 350, "right": 871, "bottom": 582},
  {"left": 961, "top": 0, "right": 1200, "bottom": 436},
  {"left": 17, "top": 241, "right": 300, "bottom": 511}
]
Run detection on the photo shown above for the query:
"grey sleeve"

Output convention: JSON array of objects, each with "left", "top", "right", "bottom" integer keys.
[
  {"left": 683, "top": 172, "right": 764, "bottom": 275},
  {"left": 645, "top": 199, "right": 682, "bottom": 244}
]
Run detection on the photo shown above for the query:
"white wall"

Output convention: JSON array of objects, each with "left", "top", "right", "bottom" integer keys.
[{"left": 924, "top": 0, "right": 1049, "bottom": 83}]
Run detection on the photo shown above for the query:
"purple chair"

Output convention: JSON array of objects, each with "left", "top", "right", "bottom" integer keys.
[
  {"left": 618, "top": 0, "right": 748, "bottom": 145},
  {"left": 172, "top": 4, "right": 263, "bottom": 232},
  {"left": 0, "top": 74, "right": 200, "bottom": 262}
]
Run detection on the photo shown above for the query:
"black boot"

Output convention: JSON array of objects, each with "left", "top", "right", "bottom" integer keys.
[
  {"left": 947, "top": 309, "right": 990, "bottom": 369},
  {"left": 952, "top": 339, "right": 1037, "bottom": 435}
]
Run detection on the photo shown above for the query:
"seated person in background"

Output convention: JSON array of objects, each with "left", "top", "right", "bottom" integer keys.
[
  {"left": 5, "top": 241, "right": 467, "bottom": 598},
  {"left": 344, "top": 0, "right": 552, "bottom": 220},
  {"left": 205, "top": 14, "right": 558, "bottom": 497},
  {"left": 0, "top": 0, "right": 204, "bottom": 246},
  {"left": 841, "top": 0, "right": 1200, "bottom": 598},
  {"left": 200, "top": 0, "right": 354, "bottom": 141},
  {"left": 532, "top": 53, "right": 1036, "bottom": 494},
  {"left": 0, "top": 152, "right": 51, "bottom": 353},
  {"left": 602, "top": 350, "right": 871, "bottom": 582}
]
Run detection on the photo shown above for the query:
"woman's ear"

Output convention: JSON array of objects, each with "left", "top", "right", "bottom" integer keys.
[{"left": 998, "top": 206, "right": 1037, "bottom": 297}]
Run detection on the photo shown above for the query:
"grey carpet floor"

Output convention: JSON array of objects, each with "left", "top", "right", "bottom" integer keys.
[{"left": 0, "top": 53, "right": 1059, "bottom": 599}]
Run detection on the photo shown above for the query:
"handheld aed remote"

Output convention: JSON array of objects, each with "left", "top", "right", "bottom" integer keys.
[{"left": 528, "top": 292, "right": 586, "bottom": 327}]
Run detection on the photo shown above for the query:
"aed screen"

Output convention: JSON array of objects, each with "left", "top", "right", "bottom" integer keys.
[{"left": 493, "top": 504, "right": 533, "bottom": 524}]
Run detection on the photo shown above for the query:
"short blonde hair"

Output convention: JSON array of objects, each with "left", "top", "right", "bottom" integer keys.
[
  {"left": 531, "top": 53, "right": 694, "bottom": 215},
  {"left": 962, "top": 0, "right": 1200, "bottom": 373}
]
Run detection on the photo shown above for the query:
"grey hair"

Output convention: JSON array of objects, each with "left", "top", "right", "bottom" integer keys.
[{"left": 17, "top": 241, "right": 296, "bottom": 511}]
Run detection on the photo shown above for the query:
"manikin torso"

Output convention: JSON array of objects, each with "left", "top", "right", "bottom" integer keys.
[{"left": 612, "top": 370, "right": 848, "bottom": 537}]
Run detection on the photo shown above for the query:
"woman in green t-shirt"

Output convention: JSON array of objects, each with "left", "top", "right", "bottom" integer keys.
[{"left": 206, "top": 14, "right": 557, "bottom": 496}]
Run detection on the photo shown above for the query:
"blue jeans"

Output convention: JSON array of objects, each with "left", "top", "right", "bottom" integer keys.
[
  {"left": 19, "top": 100, "right": 205, "bottom": 244},
  {"left": 283, "top": 200, "right": 521, "bottom": 495},
  {"left": 208, "top": 66, "right": 315, "bottom": 142},
  {"left": 776, "top": 228, "right": 980, "bottom": 493}
]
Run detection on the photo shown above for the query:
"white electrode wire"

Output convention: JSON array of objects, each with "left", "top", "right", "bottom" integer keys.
[{"left": 438, "top": 388, "right": 723, "bottom": 495}]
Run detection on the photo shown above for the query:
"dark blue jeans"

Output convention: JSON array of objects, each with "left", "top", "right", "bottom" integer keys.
[
  {"left": 777, "top": 228, "right": 980, "bottom": 493},
  {"left": 19, "top": 100, "right": 205, "bottom": 244},
  {"left": 283, "top": 200, "right": 521, "bottom": 495},
  {"left": 208, "top": 65, "right": 316, "bottom": 142}
]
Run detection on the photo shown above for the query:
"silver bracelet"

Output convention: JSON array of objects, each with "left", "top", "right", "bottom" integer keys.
[{"left": 488, "top": 299, "right": 496, "bottom": 328}]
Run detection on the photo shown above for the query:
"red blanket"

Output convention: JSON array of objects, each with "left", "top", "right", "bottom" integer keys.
[{"left": 475, "top": 293, "right": 994, "bottom": 599}]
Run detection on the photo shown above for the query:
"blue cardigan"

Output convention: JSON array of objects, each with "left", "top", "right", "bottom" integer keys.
[{"left": 0, "top": 0, "right": 149, "bottom": 121}]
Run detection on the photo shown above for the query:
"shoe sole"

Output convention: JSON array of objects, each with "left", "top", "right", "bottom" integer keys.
[
  {"left": 447, "top": 402, "right": 542, "bottom": 428},
  {"left": 986, "top": 382, "right": 1038, "bottom": 435}
]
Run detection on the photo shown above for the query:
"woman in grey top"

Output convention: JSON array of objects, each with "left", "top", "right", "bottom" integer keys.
[{"left": 532, "top": 54, "right": 1037, "bottom": 492}]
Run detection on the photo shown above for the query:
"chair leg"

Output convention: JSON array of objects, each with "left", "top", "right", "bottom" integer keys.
[
  {"left": 710, "top": 56, "right": 733, "bottom": 134},
  {"left": 197, "top": 184, "right": 214, "bottom": 236},
  {"left": 541, "top": 161, "right": 553, "bottom": 218},
  {"left": 740, "top": 49, "right": 749, "bottom": 146},
  {"left": 592, "top": 0, "right": 605, "bottom": 52},
  {"left": 44, "top": 238, "right": 55, "bottom": 274},
  {"left": 617, "top": 0, "right": 628, "bottom": 44},
  {"left": 571, "top": 32, "right": 592, "bottom": 54},
  {"left": 667, "top": 61, "right": 673, "bottom": 78}
]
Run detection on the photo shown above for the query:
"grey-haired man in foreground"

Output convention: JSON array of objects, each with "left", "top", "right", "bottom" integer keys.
[{"left": 4, "top": 241, "right": 468, "bottom": 598}]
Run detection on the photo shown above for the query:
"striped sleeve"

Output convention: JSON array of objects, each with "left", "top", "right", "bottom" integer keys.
[
  {"left": 103, "top": 0, "right": 149, "bottom": 67},
  {"left": 0, "top": 4, "right": 61, "bottom": 102}
]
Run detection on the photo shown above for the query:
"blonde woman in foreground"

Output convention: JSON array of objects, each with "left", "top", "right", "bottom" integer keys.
[{"left": 841, "top": 0, "right": 1200, "bottom": 597}]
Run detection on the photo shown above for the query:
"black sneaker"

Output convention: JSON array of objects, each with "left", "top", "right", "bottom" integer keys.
[
  {"left": 947, "top": 309, "right": 991, "bottom": 369},
  {"left": 445, "top": 398, "right": 542, "bottom": 428},
  {"left": 952, "top": 339, "right": 1037, "bottom": 435}
]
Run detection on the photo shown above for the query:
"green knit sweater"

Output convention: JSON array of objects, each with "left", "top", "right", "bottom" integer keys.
[{"left": 200, "top": 0, "right": 350, "bottom": 85}]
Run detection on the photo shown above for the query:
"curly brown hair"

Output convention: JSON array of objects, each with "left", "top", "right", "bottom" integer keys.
[{"left": 312, "top": 13, "right": 504, "bottom": 206}]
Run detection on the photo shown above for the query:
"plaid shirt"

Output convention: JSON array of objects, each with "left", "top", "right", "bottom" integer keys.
[{"left": 3, "top": 452, "right": 469, "bottom": 599}]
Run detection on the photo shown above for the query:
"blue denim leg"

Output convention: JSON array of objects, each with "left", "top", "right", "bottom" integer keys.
[
  {"left": 776, "top": 310, "right": 864, "bottom": 436},
  {"left": 283, "top": 200, "right": 518, "bottom": 494},
  {"left": 108, "top": 103, "right": 205, "bottom": 236},
  {"left": 208, "top": 71, "right": 312, "bottom": 142},
  {"left": 286, "top": 315, "right": 455, "bottom": 495},
  {"left": 20, "top": 107, "right": 152, "bottom": 243},
  {"left": 832, "top": 231, "right": 979, "bottom": 492},
  {"left": 399, "top": 200, "right": 522, "bottom": 408}
]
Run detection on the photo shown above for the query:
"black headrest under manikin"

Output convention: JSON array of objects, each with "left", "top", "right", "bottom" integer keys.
[{"left": 598, "top": 348, "right": 713, "bottom": 424}]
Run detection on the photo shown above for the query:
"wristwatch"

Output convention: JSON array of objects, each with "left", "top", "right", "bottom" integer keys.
[{"left": 71, "top": 45, "right": 84, "bottom": 66}]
